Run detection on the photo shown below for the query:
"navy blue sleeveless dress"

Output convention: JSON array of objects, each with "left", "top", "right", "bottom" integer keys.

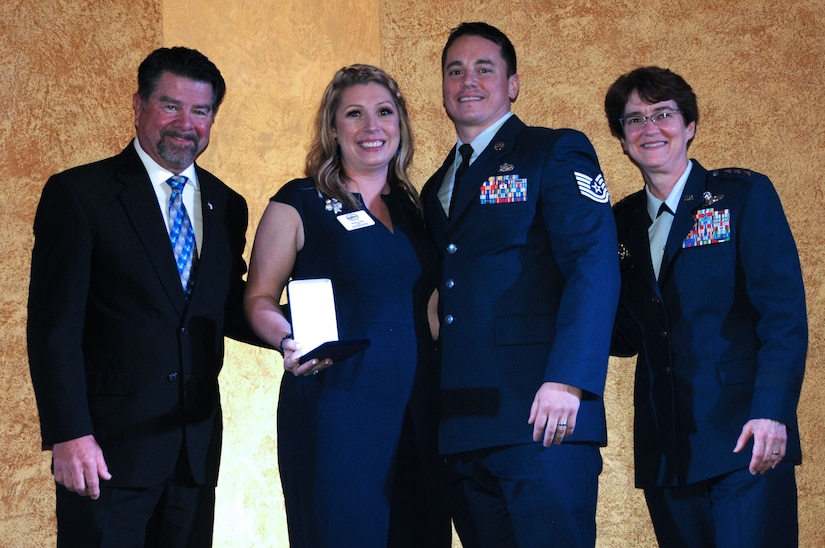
[{"left": 274, "top": 178, "right": 449, "bottom": 547}]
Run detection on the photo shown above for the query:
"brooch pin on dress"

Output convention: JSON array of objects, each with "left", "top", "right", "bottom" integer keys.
[{"left": 325, "top": 197, "right": 343, "bottom": 214}]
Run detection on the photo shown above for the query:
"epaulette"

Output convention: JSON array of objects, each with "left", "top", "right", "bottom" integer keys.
[
  {"left": 612, "top": 190, "right": 646, "bottom": 228},
  {"left": 613, "top": 189, "right": 645, "bottom": 212},
  {"left": 709, "top": 167, "right": 760, "bottom": 181}
]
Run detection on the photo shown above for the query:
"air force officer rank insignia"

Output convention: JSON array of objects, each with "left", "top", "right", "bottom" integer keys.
[{"left": 574, "top": 171, "right": 609, "bottom": 203}]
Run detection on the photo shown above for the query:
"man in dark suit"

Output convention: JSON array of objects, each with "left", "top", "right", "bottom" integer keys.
[
  {"left": 27, "top": 47, "right": 257, "bottom": 546},
  {"left": 605, "top": 66, "right": 807, "bottom": 546},
  {"left": 420, "top": 22, "right": 620, "bottom": 547}
]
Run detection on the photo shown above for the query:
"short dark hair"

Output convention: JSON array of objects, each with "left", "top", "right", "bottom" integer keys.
[
  {"left": 441, "top": 22, "right": 517, "bottom": 77},
  {"left": 136, "top": 47, "right": 226, "bottom": 113},
  {"left": 604, "top": 66, "right": 698, "bottom": 144}
]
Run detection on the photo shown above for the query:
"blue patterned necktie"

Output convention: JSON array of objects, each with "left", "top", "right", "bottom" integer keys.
[{"left": 166, "top": 175, "right": 196, "bottom": 292}]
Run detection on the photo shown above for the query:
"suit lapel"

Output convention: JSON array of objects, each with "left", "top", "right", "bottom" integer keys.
[
  {"left": 626, "top": 205, "right": 660, "bottom": 294},
  {"left": 448, "top": 116, "right": 523, "bottom": 226},
  {"left": 188, "top": 166, "right": 222, "bottom": 303},
  {"left": 659, "top": 162, "right": 707, "bottom": 281},
  {"left": 115, "top": 145, "right": 188, "bottom": 314}
]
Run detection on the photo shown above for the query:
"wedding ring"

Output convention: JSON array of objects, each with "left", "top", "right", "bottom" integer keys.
[
  {"left": 772, "top": 450, "right": 779, "bottom": 455},
  {"left": 558, "top": 423, "right": 567, "bottom": 429}
]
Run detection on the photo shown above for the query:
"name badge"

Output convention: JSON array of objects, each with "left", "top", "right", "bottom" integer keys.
[{"left": 336, "top": 210, "right": 375, "bottom": 231}]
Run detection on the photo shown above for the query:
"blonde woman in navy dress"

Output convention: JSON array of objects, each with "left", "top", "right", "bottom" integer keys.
[{"left": 245, "top": 65, "right": 450, "bottom": 547}]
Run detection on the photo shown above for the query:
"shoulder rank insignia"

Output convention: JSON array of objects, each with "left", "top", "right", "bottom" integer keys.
[
  {"left": 712, "top": 168, "right": 753, "bottom": 178},
  {"left": 574, "top": 171, "right": 610, "bottom": 204}
]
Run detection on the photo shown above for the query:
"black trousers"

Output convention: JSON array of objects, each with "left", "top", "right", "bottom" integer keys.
[{"left": 56, "top": 447, "right": 216, "bottom": 548}]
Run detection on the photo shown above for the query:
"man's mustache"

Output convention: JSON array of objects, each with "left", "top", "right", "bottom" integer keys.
[{"left": 162, "top": 130, "right": 198, "bottom": 144}]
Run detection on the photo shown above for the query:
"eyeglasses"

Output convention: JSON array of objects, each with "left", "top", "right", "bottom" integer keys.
[{"left": 619, "top": 109, "right": 682, "bottom": 131}]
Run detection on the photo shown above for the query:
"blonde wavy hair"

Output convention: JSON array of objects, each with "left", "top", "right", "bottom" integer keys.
[{"left": 305, "top": 64, "right": 420, "bottom": 212}]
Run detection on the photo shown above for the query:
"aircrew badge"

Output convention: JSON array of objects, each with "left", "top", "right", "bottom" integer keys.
[{"left": 702, "top": 191, "right": 725, "bottom": 206}]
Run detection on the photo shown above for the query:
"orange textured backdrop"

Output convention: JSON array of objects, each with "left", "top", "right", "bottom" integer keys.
[
  {"left": 1, "top": 1, "right": 823, "bottom": 546},
  {"left": 1, "top": 2, "right": 163, "bottom": 546}
]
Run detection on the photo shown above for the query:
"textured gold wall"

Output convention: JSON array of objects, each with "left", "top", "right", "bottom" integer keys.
[
  {"left": 2, "top": 0, "right": 823, "bottom": 547},
  {"left": 1, "top": 2, "right": 163, "bottom": 546}
]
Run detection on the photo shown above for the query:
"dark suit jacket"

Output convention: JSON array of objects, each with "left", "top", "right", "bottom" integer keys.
[
  {"left": 27, "top": 142, "right": 253, "bottom": 487},
  {"left": 612, "top": 160, "right": 807, "bottom": 488},
  {"left": 421, "top": 115, "right": 620, "bottom": 454}
]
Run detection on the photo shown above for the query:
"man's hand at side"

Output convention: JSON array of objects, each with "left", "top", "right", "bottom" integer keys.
[{"left": 52, "top": 434, "right": 112, "bottom": 499}]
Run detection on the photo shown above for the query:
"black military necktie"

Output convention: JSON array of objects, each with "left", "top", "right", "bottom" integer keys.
[
  {"left": 449, "top": 144, "right": 474, "bottom": 217},
  {"left": 649, "top": 202, "right": 673, "bottom": 279}
]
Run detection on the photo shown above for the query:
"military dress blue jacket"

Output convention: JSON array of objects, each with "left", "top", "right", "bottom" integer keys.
[
  {"left": 612, "top": 160, "right": 807, "bottom": 488},
  {"left": 422, "top": 115, "right": 620, "bottom": 454}
]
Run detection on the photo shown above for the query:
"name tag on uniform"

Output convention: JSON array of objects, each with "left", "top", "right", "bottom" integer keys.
[{"left": 337, "top": 210, "right": 375, "bottom": 231}]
